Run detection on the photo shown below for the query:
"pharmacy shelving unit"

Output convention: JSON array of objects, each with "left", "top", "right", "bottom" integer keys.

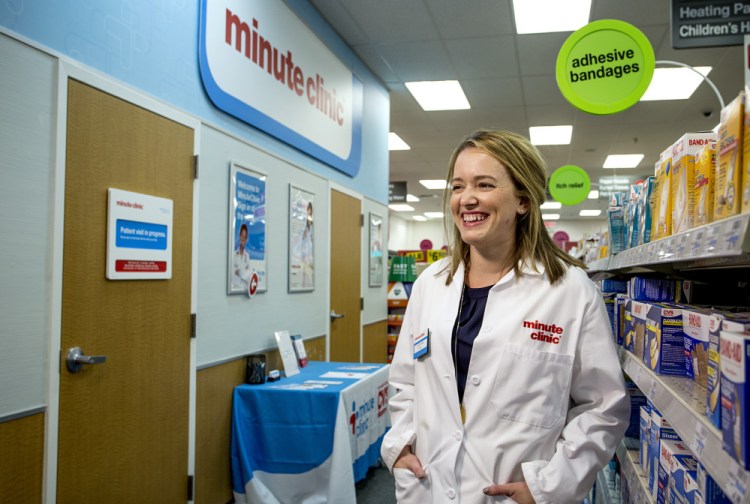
[
  {"left": 615, "top": 440, "right": 653, "bottom": 504},
  {"left": 588, "top": 213, "right": 750, "bottom": 504}
]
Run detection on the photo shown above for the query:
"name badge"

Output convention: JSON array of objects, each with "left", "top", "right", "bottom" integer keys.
[{"left": 413, "top": 330, "right": 430, "bottom": 360}]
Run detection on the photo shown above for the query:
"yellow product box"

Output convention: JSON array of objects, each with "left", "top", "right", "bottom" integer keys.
[
  {"left": 671, "top": 132, "right": 716, "bottom": 234},
  {"left": 744, "top": 83, "right": 750, "bottom": 214},
  {"left": 656, "top": 147, "right": 673, "bottom": 239},
  {"left": 651, "top": 159, "right": 662, "bottom": 240},
  {"left": 693, "top": 140, "right": 717, "bottom": 227},
  {"left": 715, "top": 91, "right": 745, "bottom": 221}
]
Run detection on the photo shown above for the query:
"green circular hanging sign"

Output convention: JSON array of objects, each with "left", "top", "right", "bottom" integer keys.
[
  {"left": 549, "top": 165, "right": 590, "bottom": 206},
  {"left": 556, "top": 19, "right": 655, "bottom": 115}
]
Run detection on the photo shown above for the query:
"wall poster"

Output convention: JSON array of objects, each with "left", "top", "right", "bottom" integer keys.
[
  {"left": 228, "top": 161, "right": 267, "bottom": 295},
  {"left": 288, "top": 185, "right": 315, "bottom": 292},
  {"left": 368, "top": 212, "right": 384, "bottom": 287}
]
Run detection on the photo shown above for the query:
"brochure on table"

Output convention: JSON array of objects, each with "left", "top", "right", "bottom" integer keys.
[{"left": 274, "top": 330, "right": 300, "bottom": 377}]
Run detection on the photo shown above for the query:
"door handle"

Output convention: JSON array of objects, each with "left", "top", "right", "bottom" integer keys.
[
  {"left": 330, "top": 310, "right": 345, "bottom": 321},
  {"left": 66, "top": 347, "right": 107, "bottom": 373}
]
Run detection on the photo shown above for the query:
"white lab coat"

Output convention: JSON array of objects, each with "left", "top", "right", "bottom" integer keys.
[{"left": 381, "top": 259, "right": 629, "bottom": 504}]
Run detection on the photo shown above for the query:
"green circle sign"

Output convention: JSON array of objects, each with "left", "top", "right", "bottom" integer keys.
[
  {"left": 549, "top": 165, "right": 590, "bottom": 206},
  {"left": 556, "top": 19, "right": 655, "bottom": 115}
]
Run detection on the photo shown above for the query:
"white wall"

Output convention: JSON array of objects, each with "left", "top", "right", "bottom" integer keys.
[{"left": 0, "top": 34, "right": 56, "bottom": 419}]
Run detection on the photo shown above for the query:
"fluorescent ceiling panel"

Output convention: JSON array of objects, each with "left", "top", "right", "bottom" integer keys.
[
  {"left": 388, "top": 132, "right": 410, "bottom": 150},
  {"left": 406, "top": 194, "right": 420, "bottom": 202},
  {"left": 405, "top": 81, "right": 470, "bottom": 111},
  {"left": 513, "top": 0, "right": 591, "bottom": 34},
  {"left": 388, "top": 204, "right": 414, "bottom": 212},
  {"left": 542, "top": 213, "right": 560, "bottom": 220},
  {"left": 588, "top": 190, "right": 599, "bottom": 199},
  {"left": 529, "top": 125, "right": 573, "bottom": 145},
  {"left": 541, "top": 201, "right": 562, "bottom": 210},
  {"left": 424, "top": 212, "right": 444, "bottom": 219},
  {"left": 579, "top": 209, "right": 602, "bottom": 217},
  {"left": 603, "top": 154, "right": 644, "bottom": 168},
  {"left": 413, "top": 215, "right": 427, "bottom": 221},
  {"left": 640, "top": 67, "right": 712, "bottom": 101},
  {"left": 420, "top": 179, "right": 448, "bottom": 190}
]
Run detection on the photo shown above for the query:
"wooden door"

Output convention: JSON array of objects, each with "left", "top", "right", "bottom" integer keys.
[
  {"left": 57, "top": 80, "right": 194, "bottom": 503},
  {"left": 329, "top": 189, "right": 361, "bottom": 363}
]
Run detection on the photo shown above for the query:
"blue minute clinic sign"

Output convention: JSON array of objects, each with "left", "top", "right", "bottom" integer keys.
[{"left": 198, "top": 0, "right": 363, "bottom": 176}]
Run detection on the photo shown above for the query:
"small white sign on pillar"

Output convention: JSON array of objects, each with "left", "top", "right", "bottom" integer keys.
[{"left": 106, "top": 188, "right": 174, "bottom": 280}]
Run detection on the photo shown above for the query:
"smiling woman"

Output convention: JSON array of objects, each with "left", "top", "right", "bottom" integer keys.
[{"left": 380, "top": 129, "right": 630, "bottom": 504}]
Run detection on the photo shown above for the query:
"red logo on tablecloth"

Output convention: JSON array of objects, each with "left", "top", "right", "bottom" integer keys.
[{"left": 377, "top": 382, "right": 389, "bottom": 417}]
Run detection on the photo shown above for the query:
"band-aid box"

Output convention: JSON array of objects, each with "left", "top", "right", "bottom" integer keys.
[
  {"left": 656, "top": 148, "right": 674, "bottom": 239},
  {"left": 658, "top": 439, "right": 692, "bottom": 503},
  {"left": 642, "top": 302, "right": 686, "bottom": 376},
  {"left": 707, "top": 312, "right": 725, "bottom": 429},
  {"left": 649, "top": 406, "right": 680, "bottom": 500},
  {"left": 671, "top": 132, "right": 716, "bottom": 234},
  {"left": 714, "top": 91, "right": 745, "bottom": 221},
  {"left": 694, "top": 141, "right": 717, "bottom": 227},
  {"left": 720, "top": 330, "right": 750, "bottom": 469},
  {"left": 682, "top": 308, "right": 718, "bottom": 388}
]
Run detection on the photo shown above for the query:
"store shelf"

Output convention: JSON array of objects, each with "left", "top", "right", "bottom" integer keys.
[
  {"left": 615, "top": 440, "right": 653, "bottom": 504},
  {"left": 620, "top": 349, "right": 750, "bottom": 503},
  {"left": 596, "top": 469, "right": 618, "bottom": 504},
  {"left": 587, "top": 214, "right": 750, "bottom": 272}
]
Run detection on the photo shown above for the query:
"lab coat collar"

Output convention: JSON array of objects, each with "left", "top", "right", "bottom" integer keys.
[{"left": 453, "top": 259, "right": 547, "bottom": 291}]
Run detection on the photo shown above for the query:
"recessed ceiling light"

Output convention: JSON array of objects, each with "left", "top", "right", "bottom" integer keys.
[
  {"left": 579, "top": 209, "right": 602, "bottom": 217},
  {"left": 603, "top": 154, "right": 644, "bottom": 169},
  {"left": 424, "top": 212, "right": 444, "bottom": 219},
  {"left": 419, "top": 179, "right": 447, "bottom": 190},
  {"left": 512, "top": 0, "right": 591, "bottom": 34},
  {"left": 388, "top": 204, "right": 414, "bottom": 212},
  {"left": 529, "top": 125, "right": 573, "bottom": 145},
  {"left": 413, "top": 215, "right": 427, "bottom": 222},
  {"left": 541, "top": 201, "right": 562, "bottom": 210},
  {"left": 388, "top": 132, "right": 410, "bottom": 151},
  {"left": 405, "top": 81, "right": 470, "bottom": 111},
  {"left": 542, "top": 213, "right": 560, "bottom": 220},
  {"left": 640, "top": 66, "right": 712, "bottom": 101},
  {"left": 588, "top": 190, "right": 599, "bottom": 199},
  {"left": 406, "top": 194, "right": 420, "bottom": 202}
]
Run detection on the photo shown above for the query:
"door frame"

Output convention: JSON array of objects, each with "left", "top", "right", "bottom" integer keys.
[
  {"left": 46, "top": 59, "right": 201, "bottom": 502},
  {"left": 327, "top": 182, "right": 364, "bottom": 363}
]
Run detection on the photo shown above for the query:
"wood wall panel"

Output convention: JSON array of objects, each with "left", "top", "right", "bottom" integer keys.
[
  {"left": 195, "top": 335, "right": 326, "bottom": 503},
  {"left": 363, "top": 320, "right": 388, "bottom": 363},
  {"left": 0, "top": 413, "right": 44, "bottom": 504}
]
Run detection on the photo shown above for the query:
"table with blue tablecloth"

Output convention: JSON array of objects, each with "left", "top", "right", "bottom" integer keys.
[{"left": 231, "top": 361, "right": 391, "bottom": 504}]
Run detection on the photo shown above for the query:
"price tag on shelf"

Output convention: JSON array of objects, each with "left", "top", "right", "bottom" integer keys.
[
  {"left": 649, "top": 377, "right": 657, "bottom": 399},
  {"left": 689, "top": 421, "right": 707, "bottom": 458},
  {"left": 704, "top": 225, "right": 720, "bottom": 256},
  {"left": 721, "top": 216, "right": 746, "bottom": 254},
  {"left": 725, "top": 461, "right": 749, "bottom": 504},
  {"left": 690, "top": 228, "right": 705, "bottom": 258},
  {"left": 646, "top": 242, "right": 658, "bottom": 263},
  {"left": 675, "top": 233, "right": 688, "bottom": 259}
]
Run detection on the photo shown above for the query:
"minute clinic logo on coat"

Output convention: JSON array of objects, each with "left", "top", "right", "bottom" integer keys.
[{"left": 523, "top": 320, "right": 565, "bottom": 344}]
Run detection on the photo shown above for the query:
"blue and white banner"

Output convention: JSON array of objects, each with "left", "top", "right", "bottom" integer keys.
[{"left": 199, "top": 0, "right": 363, "bottom": 176}]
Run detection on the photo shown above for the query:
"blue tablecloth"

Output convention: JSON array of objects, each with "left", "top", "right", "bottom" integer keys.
[{"left": 231, "top": 361, "right": 390, "bottom": 504}]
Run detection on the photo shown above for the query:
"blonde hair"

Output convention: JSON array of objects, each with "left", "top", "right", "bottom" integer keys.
[{"left": 442, "top": 129, "right": 585, "bottom": 285}]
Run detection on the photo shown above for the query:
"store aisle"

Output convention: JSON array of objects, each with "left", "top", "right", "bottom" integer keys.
[{"left": 355, "top": 464, "right": 396, "bottom": 503}]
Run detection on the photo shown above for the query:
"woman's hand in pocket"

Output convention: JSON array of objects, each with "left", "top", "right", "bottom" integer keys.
[{"left": 393, "top": 445, "right": 425, "bottom": 478}]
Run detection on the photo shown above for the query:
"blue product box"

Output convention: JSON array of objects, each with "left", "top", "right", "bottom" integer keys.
[
  {"left": 682, "top": 308, "right": 718, "bottom": 388},
  {"left": 629, "top": 276, "right": 677, "bottom": 302},
  {"left": 658, "top": 439, "right": 693, "bottom": 504},
  {"left": 614, "top": 294, "right": 628, "bottom": 346},
  {"left": 720, "top": 330, "right": 750, "bottom": 469},
  {"left": 641, "top": 404, "right": 651, "bottom": 468},
  {"left": 697, "top": 462, "right": 732, "bottom": 503},
  {"left": 649, "top": 406, "right": 681, "bottom": 500},
  {"left": 671, "top": 453, "right": 698, "bottom": 504},
  {"left": 625, "top": 377, "right": 647, "bottom": 439},
  {"left": 644, "top": 303, "right": 686, "bottom": 376},
  {"left": 603, "top": 293, "right": 616, "bottom": 342},
  {"left": 608, "top": 205, "right": 626, "bottom": 254},
  {"left": 706, "top": 312, "right": 725, "bottom": 430},
  {"left": 601, "top": 278, "right": 628, "bottom": 293}
]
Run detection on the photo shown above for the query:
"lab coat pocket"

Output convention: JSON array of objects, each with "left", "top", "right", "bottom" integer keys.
[
  {"left": 490, "top": 344, "right": 574, "bottom": 428},
  {"left": 393, "top": 467, "right": 430, "bottom": 503}
]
